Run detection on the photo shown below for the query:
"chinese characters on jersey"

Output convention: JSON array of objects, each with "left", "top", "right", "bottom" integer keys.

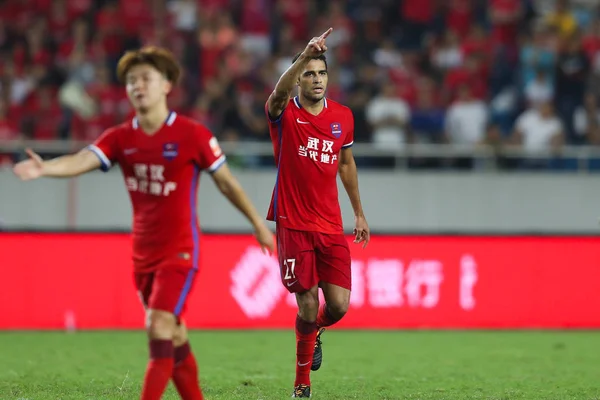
[
  {"left": 126, "top": 163, "right": 177, "bottom": 196},
  {"left": 298, "top": 136, "right": 338, "bottom": 164}
]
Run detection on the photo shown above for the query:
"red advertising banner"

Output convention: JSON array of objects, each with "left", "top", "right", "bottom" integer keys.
[{"left": 1, "top": 233, "right": 599, "bottom": 330}]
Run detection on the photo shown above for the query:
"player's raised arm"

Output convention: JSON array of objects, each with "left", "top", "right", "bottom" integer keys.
[
  {"left": 267, "top": 27, "right": 333, "bottom": 119},
  {"left": 12, "top": 147, "right": 102, "bottom": 181}
]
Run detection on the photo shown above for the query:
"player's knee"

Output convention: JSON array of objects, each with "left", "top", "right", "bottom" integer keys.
[
  {"left": 296, "top": 288, "right": 319, "bottom": 321},
  {"left": 172, "top": 323, "right": 188, "bottom": 347},
  {"left": 146, "top": 310, "right": 177, "bottom": 339},
  {"left": 328, "top": 298, "right": 349, "bottom": 320},
  {"left": 298, "top": 295, "right": 319, "bottom": 313}
]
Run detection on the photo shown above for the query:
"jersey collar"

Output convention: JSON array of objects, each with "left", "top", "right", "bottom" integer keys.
[
  {"left": 293, "top": 96, "right": 328, "bottom": 109},
  {"left": 132, "top": 111, "right": 177, "bottom": 129}
]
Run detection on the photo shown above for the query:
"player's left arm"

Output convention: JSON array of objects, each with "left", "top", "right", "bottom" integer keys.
[
  {"left": 211, "top": 164, "right": 275, "bottom": 253},
  {"left": 338, "top": 147, "right": 370, "bottom": 248}
]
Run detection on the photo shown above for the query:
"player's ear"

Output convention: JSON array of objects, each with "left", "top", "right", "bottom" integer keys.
[{"left": 163, "top": 79, "right": 172, "bottom": 95}]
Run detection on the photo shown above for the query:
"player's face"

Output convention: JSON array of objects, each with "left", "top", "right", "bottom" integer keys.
[
  {"left": 125, "top": 64, "right": 172, "bottom": 112},
  {"left": 297, "top": 59, "right": 328, "bottom": 103}
]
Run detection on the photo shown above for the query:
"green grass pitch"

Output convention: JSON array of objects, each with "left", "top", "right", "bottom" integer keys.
[{"left": 1, "top": 330, "right": 600, "bottom": 399}]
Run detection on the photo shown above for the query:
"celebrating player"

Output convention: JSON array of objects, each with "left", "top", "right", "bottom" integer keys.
[
  {"left": 265, "top": 28, "right": 370, "bottom": 398},
  {"left": 13, "top": 46, "right": 274, "bottom": 400}
]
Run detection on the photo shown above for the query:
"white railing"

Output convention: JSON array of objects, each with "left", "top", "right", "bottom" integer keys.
[{"left": 2, "top": 139, "right": 600, "bottom": 172}]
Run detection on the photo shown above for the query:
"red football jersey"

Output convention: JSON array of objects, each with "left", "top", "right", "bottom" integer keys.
[
  {"left": 88, "top": 111, "right": 226, "bottom": 272},
  {"left": 266, "top": 96, "right": 354, "bottom": 234}
]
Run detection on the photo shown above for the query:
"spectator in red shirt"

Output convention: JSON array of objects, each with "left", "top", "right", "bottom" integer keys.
[
  {"left": 489, "top": 0, "right": 522, "bottom": 61},
  {"left": 0, "top": 95, "right": 20, "bottom": 166},
  {"left": 445, "top": 0, "right": 474, "bottom": 39},
  {"left": 26, "top": 85, "right": 63, "bottom": 140},
  {"left": 399, "top": 0, "right": 436, "bottom": 49}
]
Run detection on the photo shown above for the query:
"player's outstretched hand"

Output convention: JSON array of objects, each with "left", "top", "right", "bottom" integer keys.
[
  {"left": 254, "top": 223, "right": 275, "bottom": 255},
  {"left": 302, "top": 27, "right": 333, "bottom": 58},
  {"left": 13, "top": 148, "right": 44, "bottom": 181},
  {"left": 353, "top": 215, "right": 370, "bottom": 249}
]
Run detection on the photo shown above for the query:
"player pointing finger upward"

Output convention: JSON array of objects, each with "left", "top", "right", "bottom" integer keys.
[{"left": 264, "top": 27, "right": 370, "bottom": 398}]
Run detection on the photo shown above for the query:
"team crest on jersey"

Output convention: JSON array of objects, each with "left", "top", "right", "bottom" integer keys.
[
  {"left": 330, "top": 122, "right": 342, "bottom": 138},
  {"left": 162, "top": 143, "right": 179, "bottom": 160}
]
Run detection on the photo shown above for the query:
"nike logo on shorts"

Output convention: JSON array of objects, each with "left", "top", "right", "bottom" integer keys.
[{"left": 287, "top": 280, "right": 298, "bottom": 287}]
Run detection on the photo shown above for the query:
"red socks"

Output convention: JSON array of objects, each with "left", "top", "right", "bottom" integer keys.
[
  {"left": 173, "top": 342, "right": 204, "bottom": 400},
  {"left": 316, "top": 303, "right": 340, "bottom": 328},
  {"left": 294, "top": 315, "right": 318, "bottom": 387},
  {"left": 140, "top": 340, "right": 203, "bottom": 400},
  {"left": 141, "top": 339, "right": 174, "bottom": 400}
]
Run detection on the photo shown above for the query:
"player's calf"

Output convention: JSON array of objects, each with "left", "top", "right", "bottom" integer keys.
[
  {"left": 172, "top": 322, "right": 204, "bottom": 400},
  {"left": 293, "top": 287, "right": 319, "bottom": 393},
  {"left": 312, "top": 285, "right": 351, "bottom": 373},
  {"left": 141, "top": 309, "right": 178, "bottom": 400}
]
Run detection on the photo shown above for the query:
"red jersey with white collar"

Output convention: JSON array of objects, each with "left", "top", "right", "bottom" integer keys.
[
  {"left": 266, "top": 96, "right": 354, "bottom": 234},
  {"left": 88, "top": 112, "right": 226, "bottom": 272}
]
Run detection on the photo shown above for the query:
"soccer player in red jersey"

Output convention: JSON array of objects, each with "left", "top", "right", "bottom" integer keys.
[
  {"left": 13, "top": 46, "right": 274, "bottom": 400},
  {"left": 265, "top": 28, "right": 370, "bottom": 398}
]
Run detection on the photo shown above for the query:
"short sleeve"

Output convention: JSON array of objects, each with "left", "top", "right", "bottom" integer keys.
[
  {"left": 193, "top": 125, "right": 227, "bottom": 173},
  {"left": 342, "top": 110, "right": 354, "bottom": 148},
  {"left": 265, "top": 98, "right": 288, "bottom": 125},
  {"left": 86, "top": 127, "right": 119, "bottom": 172}
]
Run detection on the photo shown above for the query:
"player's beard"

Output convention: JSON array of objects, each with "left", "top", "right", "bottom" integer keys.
[{"left": 302, "top": 89, "right": 325, "bottom": 105}]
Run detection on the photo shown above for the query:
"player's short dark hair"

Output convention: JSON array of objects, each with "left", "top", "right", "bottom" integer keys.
[
  {"left": 292, "top": 52, "right": 328, "bottom": 70},
  {"left": 116, "top": 46, "right": 182, "bottom": 84}
]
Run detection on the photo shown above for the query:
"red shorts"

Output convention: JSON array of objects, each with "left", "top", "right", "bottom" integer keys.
[
  {"left": 134, "top": 267, "right": 198, "bottom": 317},
  {"left": 276, "top": 226, "right": 351, "bottom": 293}
]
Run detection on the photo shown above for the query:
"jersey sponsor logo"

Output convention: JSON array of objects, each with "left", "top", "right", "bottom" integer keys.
[
  {"left": 298, "top": 136, "right": 337, "bottom": 164},
  {"left": 162, "top": 143, "right": 179, "bottom": 160},
  {"left": 209, "top": 137, "right": 223, "bottom": 157},
  {"left": 330, "top": 122, "right": 342, "bottom": 138},
  {"left": 126, "top": 163, "right": 177, "bottom": 197}
]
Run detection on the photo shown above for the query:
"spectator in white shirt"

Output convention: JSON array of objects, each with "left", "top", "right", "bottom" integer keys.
[
  {"left": 445, "top": 85, "right": 489, "bottom": 146},
  {"left": 444, "top": 85, "right": 489, "bottom": 169},
  {"left": 167, "top": 0, "right": 198, "bottom": 33},
  {"left": 510, "top": 100, "right": 564, "bottom": 168},
  {"left": 573, "top": 92, "right": 600, "bottom": 145},
  {"left": 524, "top": 69, "right": 554, "bottom": 108},
  {"left": 365, "top": 83, "right": 412, "bottom": 149}
]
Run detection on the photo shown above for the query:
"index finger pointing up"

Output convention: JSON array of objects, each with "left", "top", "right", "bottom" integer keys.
[{"left": 319, "top": 27, "right": 333, "bottom": 40}]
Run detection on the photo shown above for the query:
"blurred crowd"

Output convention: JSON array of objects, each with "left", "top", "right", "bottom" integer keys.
[{"left": 1, "top": 0, "right": 600, "bottom": 170}]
